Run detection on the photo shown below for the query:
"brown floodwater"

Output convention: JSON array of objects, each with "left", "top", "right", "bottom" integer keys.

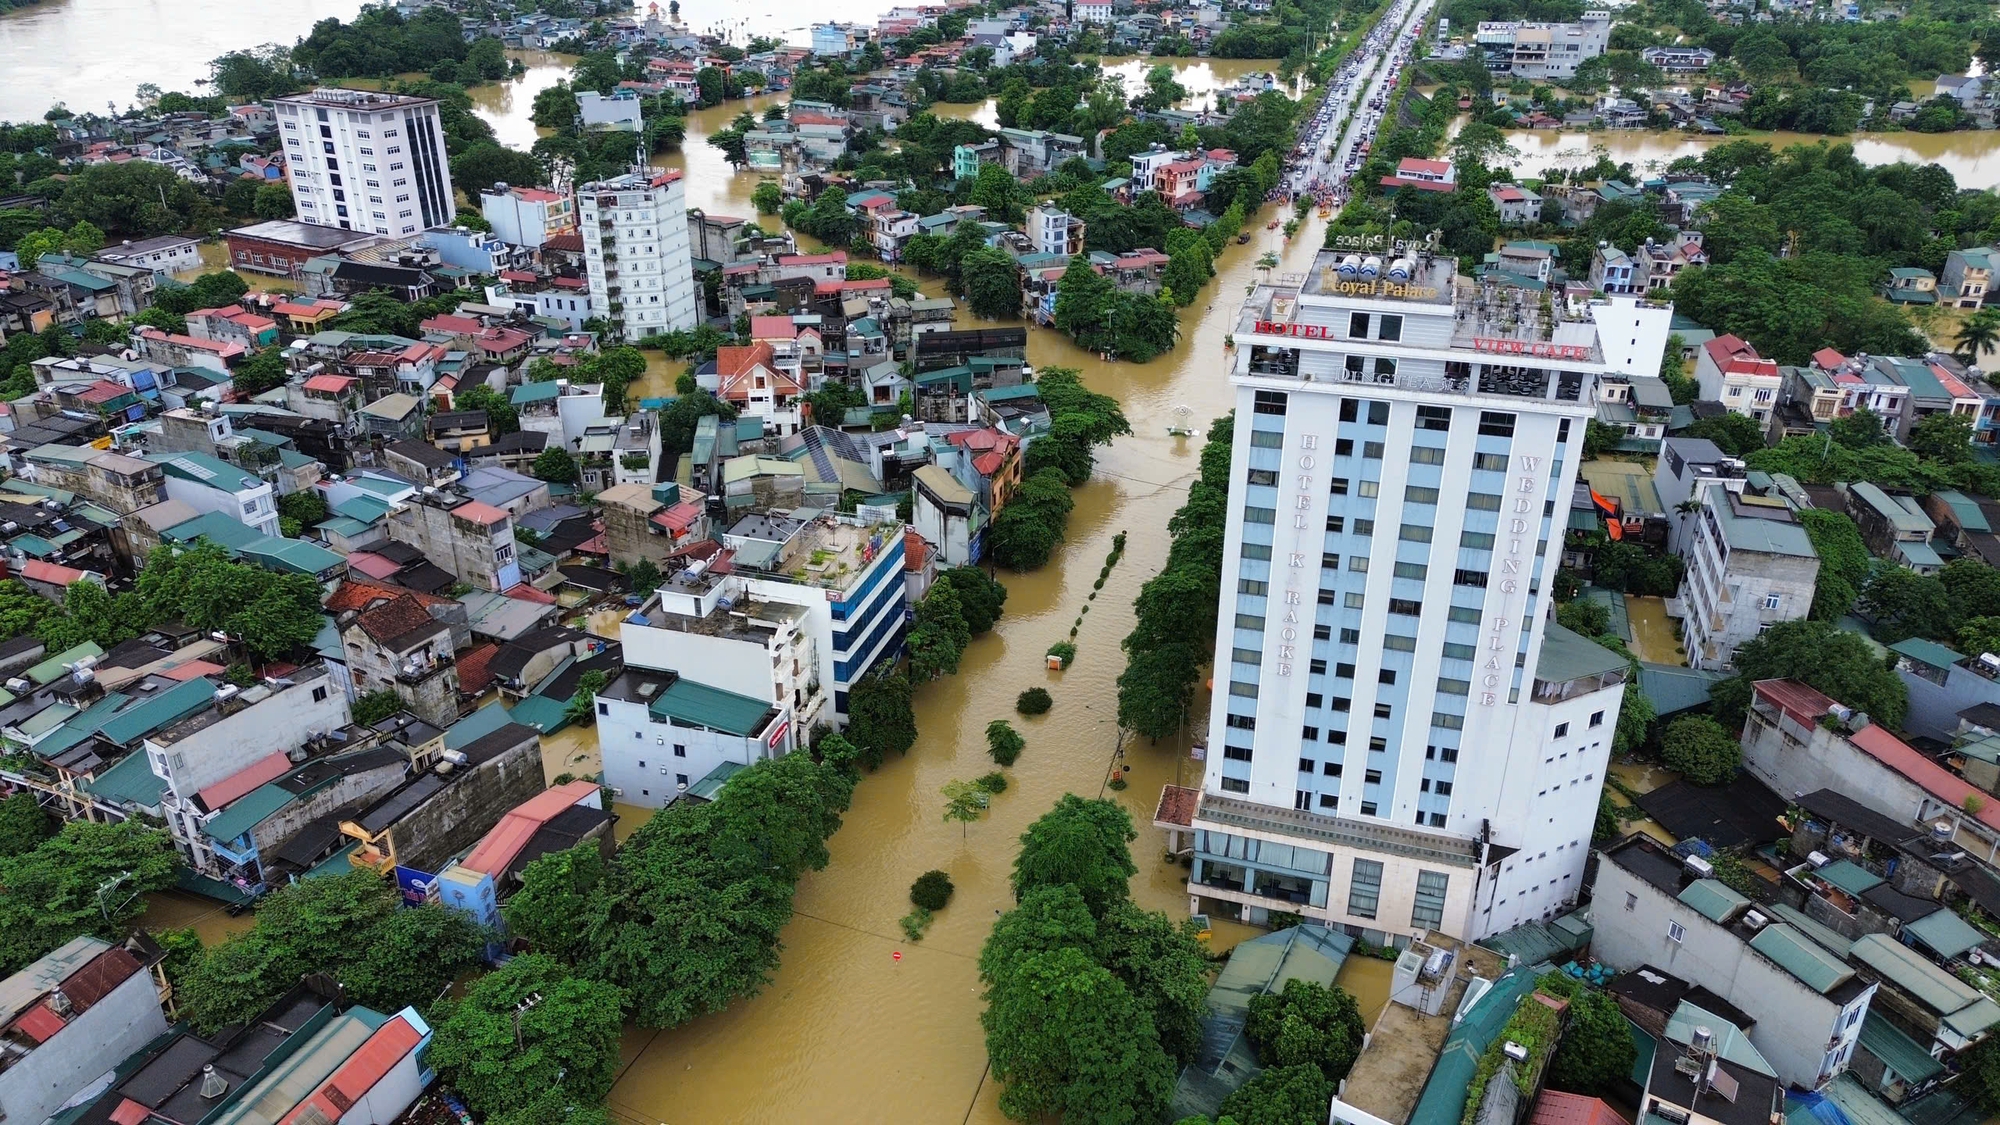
[
  {"left": 604, "top": 199, "right": 1318, "bottom": 1125},
  {"left": 136, "top": 889, "right": 256, "bottom": 947},
  {"left": 1491, "top": 125, "right": 2000, "bottom": 188}
]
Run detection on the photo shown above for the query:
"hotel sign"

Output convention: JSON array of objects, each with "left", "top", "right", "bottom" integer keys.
[
  {"left": 1471, "top": 338, "right": 1591, "bottom": 360},
  {"left": 1307, "top": 273, "right": 1441, "bottom": 301},
  {"left": 1481, "top": 455, "right": 1542, "bottom": 707}
]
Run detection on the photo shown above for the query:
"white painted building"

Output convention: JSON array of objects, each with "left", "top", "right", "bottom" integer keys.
[
  {"left": 0, "top": 936, "right": 171, "bottom": 1125},
  {"left": 1673, "top": 484, "right": 1819, "bottom": 671},
  {"left": 272, "top": 88, "right": 455, "bottom": 236},
  {"left": 148, "top": 449, "right": 280, "bottom": 537},
  {"left": 594, "top": 665, "right": 793, "bottom": 807},
  {"left": 1075, "top": 0, "right": 1113, "bottom": 23},
  {"left": 1174, "top": 244, "right": 1640, "bottom": 944},
  {"left": 577, "top": 88, "right": 644, "bottom": 132},
  {"left": 479, "top": 184, "right": 574, "bottom": 249},
  {"left": 578, "top": 170, "right": 700, "bottom": 344}
]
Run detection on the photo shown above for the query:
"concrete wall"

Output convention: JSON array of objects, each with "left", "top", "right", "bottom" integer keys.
[
  {"left": 242, "top": 756, "right": 409, "bottom": 878},
  {"left": 1898, "top": 659, "right": 2000, "bottom": 743},
  {"left": 395, "top": 732, "right": 545, "bottom": 873},
  {"left": 148, "top": 671, "right": 350, "bottom": 797},
  {"left": 0, "top": 960, "right": 169, "bottom": 1125},
  {"left": 598, "top": 694, "right": 783, "bottom": 806},
  {"left": 1741, "top": 711, "right": 1931, "bottom": 827},
  {"left": 1592, "top": 853, "right": 1872, "bottom": 1088},
  {"left": 620, "top": 621, "right": 781, "bottom": 705}
]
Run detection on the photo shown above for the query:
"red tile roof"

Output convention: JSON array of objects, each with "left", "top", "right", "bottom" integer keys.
[
  {"left": 750, "top": 315, "right": 796, "bottom": 339},
  {"left": 1154, "top": 784, "right": 1200, "bottom": 827},
  {"left": 903, "top": 526, "right": 928, "bottom": 571},
  {"left": 452, "top": 500, "right": 510, "bottom": 526},
  {"left": 279, "top": 1015, "right": 424, "bottom": 1125},
  {"left": 78, "top": 380, "right": 132, "bottom": 405},
  {"left": 1848, "top": 721, "right": 2000, "bottom": 833},
  {"left": 474, "top": 327, "right": 532, "bottom": 354},
  {"left": 456, "top": 642, "right": 500, "bottom": 696},
  {"left": 326, "top": 579, "right": 455, "bottom": 614},
  {"left": 355, "top": 594, "right": 444, "bottom": 645},
  {"left": 21, "top": 559, "right": 89, "bottom": 587},
  {"left": 198, "top": 750, "right": 291, "bottom": 813},
  {"left": 777, "top": 252, "right": 847, "bottom": 266},
  {"left": 1530, "top": 1091, "right": 1631, "bottom": 1125},
  {"left": 160, "top": 659, "right": 227, "bottom": 681},
  {"left": 1703, "top": 333, "right": 1757, "bottom": 367},
  {"left": 457, "top": 780, "right": 600, "bottom": 876},
  {"left": 421, "top": 314, "right": 484, "bottom": 335},
  {"left": 652, "top": 500, "right": 705, "bottom": 534},
  {"left": 1751, "top": 679, "right": 1838, "bottom": 726},
  {"left": 303, "top": 373, "right": 358, "bottom": 394},
  {"left": 503, "top": 583, "right": 557, "bottom": 604},
  {"left": 1399, "top": 157, "right": 1454, "bottom": 176},
  {"left": 1813, "top": 347, "right": 1847, "bottom": 369},
  {"left": 543, "top": 232, "right": 585, "bottom": 253}
]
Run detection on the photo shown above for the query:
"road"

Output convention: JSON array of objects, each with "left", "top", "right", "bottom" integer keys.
[{"left": 1284, "top": 0, "right": 1439, "bottom": 208}]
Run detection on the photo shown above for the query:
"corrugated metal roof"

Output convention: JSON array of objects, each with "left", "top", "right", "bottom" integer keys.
[
  {"left": 649, "top": 676, "right": 774, "bottom": 736},
  {"left": 1858, "top": 1009, "right": 1943, "bottom": 1083},
  {"left": 1764, "top": 903, "right": 1854, "bottom": 958},
  {"left": 1748, "top": 924, "right": 1853, "bottom": 995},
  {"left": 1816, "top": 860, "right": 1885, "bottom": 896},
  {"left": 1905, "top": 908, "right": 1988, "bottom": 960},
  {"left": 1535, "top": 623, "right": 1629, "bottom": 684},
  {"left": 1712, "top": 498, "right": 1817, "bottom": 557},
  {"left": 1850, "top": 933, "right": 1982, "bottom": 1015},
  {"left": 1665, "top": 1000, "right": 1774, "bottom": 1075},
  {"left": 203, "top": 782, "right": 294, "bottom": 843},
  {"left": 1677, "top": 878, "right": 1748, "bottom": 922},
  {"left": 1891, "top": 637, "right": 1963, "bottom": 670}
]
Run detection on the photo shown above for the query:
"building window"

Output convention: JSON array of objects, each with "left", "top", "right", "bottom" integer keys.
[
  {"left": 1625, "top": 892, "right": 1638, "bottom": 912},
  {"left": 1253, "top": 389, "right": 1288, "bottom": 415},
  {"left": 1478, "top": 411, "right": 1516, "bottom": 437},
  {"left": 1668, "top": 920, "right": 1686, "bottom": 942},
  {"left": 1466, "top": 492, "right": 1502, "bottom": 511},
  {"left": 1590, "top": 710, "right": 1605, "bottom": 728},
  {"left": 597, "top": 701, "right": 609, "bottom": 715},
  {"left": 312, "top": 685, "right": 327, "bottom": 702},
  {"left": 1412, "top": 871, "right": 1449, "bottom": 929},
  {"left": 1473, "top": 452, "right": 1509, "bottom": 471},
  {"left": 1554, "top": 722, "right": 1569, "bottom": 738},
  {"left": 1220, "top": 777, "right": 1250, "bottom": 793},
  {"left": 1348, "top": 859, "right": 1382, "bottom": 918},
  {"left": 1764, "top": 593, "right": 1782, "bottom": 610}
]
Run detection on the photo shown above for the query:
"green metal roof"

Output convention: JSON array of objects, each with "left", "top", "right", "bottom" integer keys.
[
  {"left": 1171, "top": 925, "right": 1355, "bottom": 1122},
  {"left": 1906, "top": 908, "right": 1990, "bottom": 960},
  {"left": 1822, "top": 1073, "right": 1910, "bottom": 1125},
  {"left": 1891, "top": 637, "right": 1964, "bottom": 671},
  {"left": 1764, "top": 903, "right": 1854, "bottom": 959},
  {"left": 84, "top": 749, "right": 166, "bottom": 809},
  {"left": 1477, "top": 908, "right": 1593, "bottom": 966},
  {"left": 1956, "top": 735, "right": 2000, "bottom": 765},
  {"left": 1711, "top": 498, "right": 1817, "bottom": 557},
  {"left": 204, "top": 782, "right": 294, "bottom": 843},
  {"left": 1748, "top": 924, "right": 1853, "bottom": 994},
  {"left": 1944, "top": 996, "right": 2000, "bottom": 1038},
  {"left": 1406, "top": 967, "right": 1542, "bottom": 1125},
  {"left": 1934, "top": 491, "right": 1991, "bottom": 534},
  {"left": 1851, "top": 933, "right": 1984, "bottom": 1016},
  {"left": 162, "top": 511, "right": 267, "bottom": 554},
  {"left": 1665, "top": 1000, "right": 1774, "bottom": 1076},
  {"left": 333, "top": 494, "right": 393, "bottom": 525},
  {"left": 1900, "top": 539, "right": 1945, "bottom": 568},
  {"left": 32, "top": 691, "right": 134, "bottom": 759},
  {"left": 506, "top": 694, "right": 570, "bottom": 734},
  {"left": 446, "top": 700, "right": 514, "bottom": 750},
  {"left": 239, "top": 537, "right": 343, "bottom": 576},
  {"left": 316, "top": 517, "right": 375, "bottom": 538},
  {"left": 511, "top": 380, "right": 563, "bottom": 404},
  {"left": 152, "top": 449, "right": 263, "bottom": 493},
  {"left": 1677, "top": 878, "right": 1748, "bottom": 922},
  {"left": 7, "top": 534, "right": 55, "bottom": 558},
  {"left": 97, "top": 677, "right": 218, "bottom": 748},
  {"left": 1816, "top": 859, "right": 1885, "bottom": 896},
  {"left": 1849, "top": 482, "right": 1933, "bottom": 534},
  {"left": 26, "top": 642, "right": 103, "bottom": 686},
  {"left": 649, "top": 676, "right": 775, "bottom": 736},
  {"left": 1535, "top": 623, "right": 1629, "bottom": 684},
  {"left": 1639, "top": 663, "right": 1729, "bottom": 716},
  {"left": 687, "top": 759, "right": 745, "bottom": 800},
  {"left": 1858, "top": 1010, "right": 1944, "bottom": 1084},
  {"left": 1577, "top": 586, "right": 1630, "bottom": 641},
  {"left": 17, "top": 703, "right": 77, "bottom": 738}
]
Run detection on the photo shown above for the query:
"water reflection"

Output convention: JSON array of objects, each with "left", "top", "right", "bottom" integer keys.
[{"left": 1494, "top": 126, "right": 2000, "bottom": 189}]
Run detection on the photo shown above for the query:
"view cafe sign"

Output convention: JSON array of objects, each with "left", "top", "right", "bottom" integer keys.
[{"left": 1470, "top": 338, "right": 1592, "bottom": 360}]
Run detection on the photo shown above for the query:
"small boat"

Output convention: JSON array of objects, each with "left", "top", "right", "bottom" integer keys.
[{"left": 1236, "top": 232, "right": 1251, "bottom": 244}]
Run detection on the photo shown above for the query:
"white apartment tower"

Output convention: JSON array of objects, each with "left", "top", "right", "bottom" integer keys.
[
  {"left": 272, "top": 89, "right": 454, "bottom": 237},
  {"left": 578, "top": 169, "right": 700, "bottom": 344},
  {"left": 1182, "top": 245, "right": 1640, "bottom": 944}
]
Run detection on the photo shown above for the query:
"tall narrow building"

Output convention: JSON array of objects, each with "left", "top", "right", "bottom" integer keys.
[
  {"left": 577, "top": 169, "right": 700, "bottom": 344},
  {"left": 1177, "top": 246, "right": 1648, "bottom": 943},
  {"left": 272, "top": 89, "right": 454, "bottom": 237}
]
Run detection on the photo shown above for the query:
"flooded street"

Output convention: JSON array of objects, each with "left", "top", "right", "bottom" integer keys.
[{"left": 606, "top": 201, "right": 1314, "bottom": 1125}]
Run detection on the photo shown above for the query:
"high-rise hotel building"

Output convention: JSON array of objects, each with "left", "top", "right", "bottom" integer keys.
[
  {"left": 272, "top": 89, "right": 454, "bottom": 237},
  {"left": 1175, "top": 244, "right": 1668, "bottom": 943},
  {"left": 578, "top": 170, "right": 700, "bottom": 344}
]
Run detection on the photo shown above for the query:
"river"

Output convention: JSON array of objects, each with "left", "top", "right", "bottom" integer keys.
[{"left": 1493, "top": 125, "right": 2000, "bottom": 189}]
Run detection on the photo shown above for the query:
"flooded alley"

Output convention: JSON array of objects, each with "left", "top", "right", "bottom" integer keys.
[{"left": 602, "top": 187, "right": 1322, "bottom": 1125}]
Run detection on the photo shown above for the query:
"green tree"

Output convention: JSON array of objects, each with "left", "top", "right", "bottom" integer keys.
[
  {"left": 1857, "top": 566, "right": 1956, "bottom": 644},
  {"left": 846, "top": 667, "right": 917, "bottom": 769},
  {"left": 942, "top": 778, "right": 992, "bottom": 838},
  {"left": 1959, "top": 1034, "right": 2000, "bottom": 1116},
  {"left": 1711, "top": 619, "right": 1908, "bottom": 730},
  {"left": 1798, "top": 509, "right": 1870, "bottom": 621},
  {"left": 456, "top": 382, "right": 520, "bottom": 436},
  {"left": 253, "top": 182, "right": 295, "bottom": 219},
  {"left": 1955, "top": 308, "right": 2000, "bottom": 365},
  {"left": 1660, "top": 715, "right": 1742, "bottom": 785},
  {"left": 980, "top": 946, "right": 1176, "bottom": 1124},
  {"left": 752, "top": 181, "right": 782, "bottom": 215},
  {"left": 1117, "top": 643, "right": 1202, "bottom": 741},
  {"left": 0, "top": 793, "right": 53, "bottom": 858},
  {"left": 988, "top": 467, "right": 1075, "bottom": 570},
  {"left": 351, "top": 689, "right": 404, "bottom": 727},
  {"left": 1245, "top": 977, "right": 1367, "bottom": 1082},
  {"left": 1546, "top": 986, "right": 1636, "bottom": 1096},
  {"left": 505, "top": 843, "right": 613, "bottom": 965},
  {"left": 1679, "top": 412, "right": 1766, "bottom": 457},
  {"left": 566, "top": 669, "right": 609, "bottom": 727},
  {"left": 961, "top": 246, "right": 1022, "bottom": 318},
  {"left": 532, "top": 446, "right": 580, "bottom": 484},
  {"left": 908, "top": 579, "right": 971, "bottom": 681},
  {"left": 939, "top": 566, "right": 1007, "bottom": 634},
  {"left": 1829, "top": 407, "right": 1890, "bottom": 449},
  {"left": 987, "top": 719, "right": 1025, "bottom": 766},
  {"left": 1012, "top": 794, "right": 1137, "bottom": 918},
  {"left": 428, "top": 954, "right": 627, "bottom": 1121},
  {"left": 131, "top": 541, "right": 323, "bottom": 661},
  {"left": 1910, "top": 411, "right": 1975, "bottom": 463},
  {"left": 1097, "top": 902, "right": 1212, "bottom": 1067},
  {"left": 1216, "top": 1063, "right": 1337, "bottom": 1125}
]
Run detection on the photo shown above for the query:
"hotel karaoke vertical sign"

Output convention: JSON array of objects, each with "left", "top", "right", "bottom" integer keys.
[{"left": 1274, "top": 433, "right": 1321, "bottom": 678}]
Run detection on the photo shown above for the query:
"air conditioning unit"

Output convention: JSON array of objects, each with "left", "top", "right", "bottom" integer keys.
[
  {"left": 1808, "top": 851, "right": 1831, "bottom": 868},
  {"left": 1742, "top": 910, "right": 1768, "bottom": 931},
  {"left": 1684, "top": 855, "right": 1714, "bottom": 879}
]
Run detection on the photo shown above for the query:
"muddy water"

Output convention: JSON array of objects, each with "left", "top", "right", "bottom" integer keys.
[
  {"left": 605, "top": 211, "right": 1315, "bottom": 1125},
  {"left": 465, "top": 51, "right": 579, "bottom": 153},
  {"left": 1492, "top": 126, "right": 2000, "bottom": 187},
  {"left": 136, "top": 889, "right": 256, "bottom": 946}
]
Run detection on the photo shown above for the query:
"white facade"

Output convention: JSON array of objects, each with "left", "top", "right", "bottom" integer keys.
[
  {"left": 480, "top": 184, "right": 574, "bottom": 249},
  {"left": 151, "top": 451, "right": 281, "bottom": 537},
  {"left": 0, "top": 938, "right": 170, "bottom": 1125},
  {"left": 577, "top": 89, "right": 644, "bottom": 131},
  {"left": 595, "top": 670, "right": 793, "bottom": 807},
  {"left": 1025, "top": 203, "right": 1083, "bottom": 257},
  {"left": 578, "top": 170, "right": 700, "bottom": 344},
  {"left": 1474, "top": 12, "right": 1611, "bottom": 79},
  {"left": 1075, "top": 1, "right": 1113, "bottom": 23},
  {"left": 1675, "top": 485, "right": 1819, "bottom": 670},
  {"left": 1187, "top": 245, "right": 1638, "bottom": 942},
  {"left": 272, "top": 89, "right": 454, "bottom": 237},
  {"left": 1588, "top": 296, "right": 1672, "bottom": 384}
]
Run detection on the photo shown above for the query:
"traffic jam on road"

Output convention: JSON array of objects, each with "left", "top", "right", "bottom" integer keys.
[{"left": 1281, "top": 0, "right": 1433, "bottom": 216}]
